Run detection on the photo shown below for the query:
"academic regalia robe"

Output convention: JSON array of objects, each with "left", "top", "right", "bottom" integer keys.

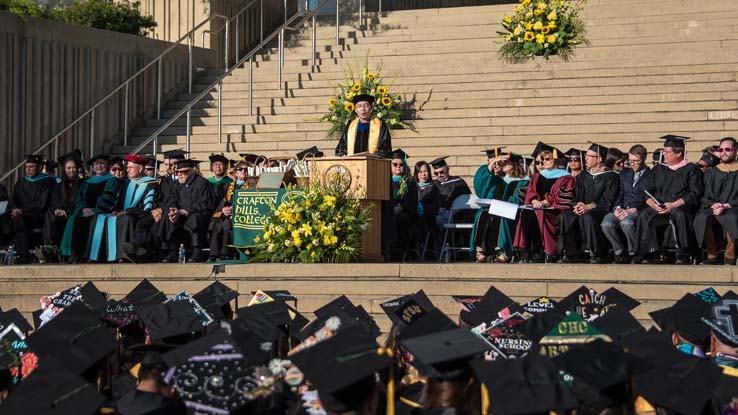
[
  {"left": 382, "top": 177, "right": 419, "bottom": 254},
  {"left": 334, "top": 117, "right": 392, "bottom": 158},
  {"left": 207, "top": 175, "right": 234, "bottom": 205},
  {"left": 208, "top": 180, "right": 248, "bottom": 259},
  {"left": 6, "top": 174, "right": 58, "bottom": 256},
  {"left": 60, "top": 173, "right": 121, "bottom": 257},
  {"left": 396, "top": 381, "right": 424, "bottom": 415},
  {"left": 0, "top": 184, "right": 11, "bottom": 246},
  {"left": 87, "top": 176, "right": 158, "bottom": 262},
  {"left": 435, "top": 177, "right": 471, "bottom": 210},
  {"left": 636, "top": 163, "right": 703, "bottom": 257},
  {"left": 417, "top": 181, "right": 441, "bottom": 249},
  {"left": 497, "top": 178, "right": 529, "bottom": 259},
  {"left": 558, "top": 170, "right": 620, "bottom": 258},
  {"left": 693, "top": 164, "right": 738, "bottom": 247},
  {"left": 42, "top": 178, "right": 84, "bottom": 247},
  {"left": 159, "top": 174, "right": 215, "bottom": 251},
  {"left": 513, "top": 171, "right": 576, "bottom": 256},
  {"left": 470, "top": 165, "right": 506, "bottom": 255}
]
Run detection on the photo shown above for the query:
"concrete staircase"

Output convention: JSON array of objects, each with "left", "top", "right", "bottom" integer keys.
[{"left": 116, "top": 0, "right": 738, "bottom": 185}]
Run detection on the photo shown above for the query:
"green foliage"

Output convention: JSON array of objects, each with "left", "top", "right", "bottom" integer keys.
[
  {"left": 0, "top": 0, "right": 44, "bottom": 19},
  {"left": 51, "top": 0, "right": 156, "bottom": 36}
]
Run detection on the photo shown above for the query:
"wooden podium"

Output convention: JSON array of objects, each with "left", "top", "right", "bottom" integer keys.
[{"left": 312, "top": 155, "right": 390, "bottom": 262}]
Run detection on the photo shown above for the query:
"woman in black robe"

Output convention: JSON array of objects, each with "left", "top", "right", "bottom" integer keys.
[
  {"left": 43, "top": 151, "right": 84, "bottom": 249},
  {"left": 208, "top": 160, "right": 249, "bottom": 261},
  {"left": 414, "top": 161, "right": 440, "bottom": 258},
  {"left": 382, "top": 149, "right": 418, "bottom": 260}
]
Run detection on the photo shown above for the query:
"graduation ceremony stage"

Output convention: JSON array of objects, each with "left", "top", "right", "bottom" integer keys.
[{"left": 1, "top": 262, "right": 734, "bottom": 333}]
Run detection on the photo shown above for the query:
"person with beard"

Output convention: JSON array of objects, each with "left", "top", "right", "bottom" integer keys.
[
  {"left": 42, "top": 150, "right": 85, "bottom": 252},
  {"left": 558, "top": 143, "right": 620, "bottom": 264},
  {"left": 60, "top": 154, "right": 121, "bottom": 262},
  {"left": 208, "top": 160, "right": 249, "bottom": 261},
  {"left": 334, "top": 94, "right": 392, "bottom": 158},
  {"left": 636, "top": 135, "right": 703, "bottom": 265},
  {"left": 3, "top": 155, "right": 57, "bottom": 263},
  {"left": 207, "top": 154, "right": 233, "bottom": 203},
  {"left": 158, "top": 159, "right": 215, "bottom": 263},
  {"left": 693, "top": 137, "right": 738, "bottom": 265},
  {"left": 383, "top": 148, "right": 418, "bottom": 259}
]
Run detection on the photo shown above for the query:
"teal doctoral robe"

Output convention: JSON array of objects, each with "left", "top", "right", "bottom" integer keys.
[{"left": 469, "top": 165, "right": 505, "bottom": 253}]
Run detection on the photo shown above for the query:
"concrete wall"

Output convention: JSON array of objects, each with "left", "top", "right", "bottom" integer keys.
[
  {"left": 0, "top": 11, "right": 216, "bottom": 187},
  {"left": 364, "top": 0, "right": 518, "bottom": 11}
]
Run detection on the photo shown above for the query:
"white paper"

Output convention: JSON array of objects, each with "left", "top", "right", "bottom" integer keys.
[
  {"left": 488, "top": 199, "right": 519, "bottom": 220},
  {"left": 0, "top": 201, "right": 7, "bottom": 215}
]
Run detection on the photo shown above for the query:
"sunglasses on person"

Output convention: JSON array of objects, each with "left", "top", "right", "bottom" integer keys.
[
  {"left": 110, "top": 167, "right": 123, "bottom": 171},
  {"left": 391, "top": 162, "right": 404, "bottom": 167},
  {"left": 235, "top": 167, "right": 247, "bottom": 171},
  {"left": 433, "top": 170, "right": 447, "bottom": 176},
  {"left": 568, "top": 157, "right": 581, "bottom": 162},
  {"left": 717, "top": 147, "right": 736, "bottom": 153}
]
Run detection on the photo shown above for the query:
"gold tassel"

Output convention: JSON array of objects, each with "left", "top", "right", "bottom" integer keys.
[
  {"left": 481, "top": 383, "right": 489, "bottom": 415},
  {"left": 378, "top": 348, "right": 396, "bottom": 415},
  {"left": 553, "top": 149, "right": 558, "bottom": 159}
]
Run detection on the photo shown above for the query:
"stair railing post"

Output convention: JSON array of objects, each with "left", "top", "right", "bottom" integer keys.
[
  {"left": 260, "top": 0, "right": 263, "bottom": 43},
  {"left": 284, "top": 0, "right": 287, "bottom": 23},
  {"left": 249, "top": 57, "right": 253, "bottom": 115},
  {"left": 218, "top": 81, "right": 223, "bottom": 144},
  {"left": 336, "top": 0, "right": 339, "bottom": 44},
  {"left": 312, "top": 13, "right": 316, "bottom": 68},
  {"left": 278, "top": 29, "right": 284, "bottom": 90},
  {"left": 188, "top": 33, "right": 193, "bottom": 94},
  {"left": 124, "top": 83, "right": 129, "bottom": 146},
  {"left": 379, "top": 0, "right": 381, "bottom": 13},
  {"left": 235, "top": 14, "right": 240, "bottom": 63},
  {"left": 186, "top": 108, "right": 191, "bottom": 153},
  {"left": 89, "top": 109, "right": 95, "bottom": 156},
  {"left": 224, "top": 21, "right": 230, "bottom": 69},
  {"left": 157, "top": 59, "right": 162, "bottom": 119},
  {"left": 359, "top": 0, "right": 362, "bottom": 29}
]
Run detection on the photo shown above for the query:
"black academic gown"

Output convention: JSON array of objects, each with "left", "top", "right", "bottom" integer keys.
[
  {"left": 335, "top": 118, "right": 392, "bottom": 158},
  {"left": 42, "top": 178, "right": 83, "bottom": 247},
  {"left": 558, "top": 170, "right": 620, "bottom": 258},
  {"left": 6, "top": 174, "right": 57, "bottom": 255},
  {"left": 208, "top": 180, "right": 248, "bottom": 259},
  {"left": 636, "top": 163, "right": 703, "bottom": 257},
  {"left": 435, "top": 177, "right": 471, "bottom": 210},
  {"left": 113, "top": 389, "right": 187, "bottom": 415},
  {"left": 417, "top": 182, "right": 441, "bottom": 244},
  {"left": 382, "top": 177, "right": 419, "bottom": 255},
  {"left": 159, "top": 174, "right": 215, "bottom": 251},
  {"left": 0, "top": 184, "right": 11, "bottom": 245},
  {"left": 693, "top": 165, "right": 738, "bottom": 246}
]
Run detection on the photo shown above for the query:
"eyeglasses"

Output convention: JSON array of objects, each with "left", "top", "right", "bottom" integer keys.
[
  {"left": 110, "top": 167, "right": 122, "bottom": 171},
  {"left": 717, "top": 147, "right": 736, "bottom": 153},
  {"left": 391, "top": 162, "right": 404, "bottom": 167},
  {"left": 236, "top": 167, "right": 247, "bottom": 171}
]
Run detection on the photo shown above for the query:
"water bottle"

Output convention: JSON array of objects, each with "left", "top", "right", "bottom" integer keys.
[
  {"left": 178, "top": 244, "right": 186, "bottom": 264},
  {"left": 5, "top": 245, "right": 15, "bottom": 266}
]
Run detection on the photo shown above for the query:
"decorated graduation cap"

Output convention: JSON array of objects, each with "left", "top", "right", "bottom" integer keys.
[
  {"left": 381, "top": 290, "right": 435, "bottom": 327},
  {"left": 390, "top": 148, "right": 409, "bottom": 161},
  {"left": 699, "top": 152, "right": 720, "bottom": 168},
  {"left": 296, "top": 146, "right": 324, "bottom": 160},
  {"left": 483, "top": 147, "right": 506, "bottom": 158},
  {"left": 523, "top": 296, "right": 558, "bottom": 315},
  {"left": 661, "top": 134, "right": 690, "bottom": 150},
  {"left": 701, "top": 290, "right": 738, "bottom": 347},
  {"left": 531, "top": 141, "right": 561, "bottom": 159},
  {"left": 291, "top": 324, "right": 392, "bottom": 413},
  {"left": 351, "top": 94, "right": 374, "bottom": 105},
  {"left": 174, "top": 159, "right": 201, "bottom": 170},
  {"left": 538, "top": 313, "right": 611, "bottom": 347},
  {"left": 193, "top": 281, "right": 239, "bottom": 321},
  {"left": 161, "top": 149, "right": 187, "bottom": 160},
  {"left": 124, "top": 154, "right": 149, "bottom": 166},
  {"left": 24, "top": 154, "right": 45, "bottom": 165},
  {"left": 400, "top": 327, "right": 490, "bottom": 380},
  {"left": 460, "top": 285, "right": 519, "bottom": 327},
  {"left": 208, "top": 153, "right": 229, "bottom": 165},
  {"left": 429, "top": 156, "right": 449, "bottom": 169},
  {"left": 587, "top": 141, "right": 609, "bottom": 160},
  {"left": 0, "top": 308, "right": 32, "bottom": 333}
]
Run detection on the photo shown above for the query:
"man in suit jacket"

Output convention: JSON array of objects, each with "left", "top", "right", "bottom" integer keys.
[{"left": 600, "top": 145, "right": 651, "bottom": 263}]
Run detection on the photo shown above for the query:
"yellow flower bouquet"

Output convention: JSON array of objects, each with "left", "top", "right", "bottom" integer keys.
[
  {"left": 318, "top": 56, "right": 414, "bottom": 138},
  {"left": 247, "top": 172, "right": 372, "bottom": 263},
  {"left": 498, "top": 0, "right": 587, "bottom": 62}
]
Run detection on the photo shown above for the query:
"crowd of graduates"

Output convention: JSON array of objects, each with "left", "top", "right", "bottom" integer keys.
[
  {"left": 386, "top": 134, "right": 738, "bottom": 265},
  {"left": 0, "top": 279, "right": 736, "bottom": 414}
]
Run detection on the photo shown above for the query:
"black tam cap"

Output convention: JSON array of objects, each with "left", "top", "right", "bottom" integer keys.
[
  {"left": 587, "top": 142, "right": 609, "bottom": 159},
  {"left": 296, "top": 146, "right": 324, "bottom": 160},
  {"left": 429, "top": 156, "right": 449, "bottom": 169},
  {"left": 162, "top": 149, "right": 187, "bottom": 160},
  {"left": 390, "top": 148, "right": 409, "bottom": 161},
  {"left": 24, "top": 154, "right": 45, "bottom": 165},
  {"left": 175, "top": 159, "right": 201, "bottom": 170},
  {"left": 700, "top": 152, "right": 720, "bottom": 168},
  {"left": 57, "top": 149, "right": 84, "bottom": 167},
  {"left": 701, "top": 291, "right": 738, "bottom": 347},
  {"left": 483, "top": 147, "right": 506, "bottom": 158},
  {"left": 661, "top": 134, "right": 690, "bottom": 149},
  {"left": 86, "top": 154, "right": 110, "bottom": 166},
  {"left": 351, "top": 94, "right": 374, "bottom": 105},
  {"left": 208, "top": 154, "right": 229, "bottom": 164}
]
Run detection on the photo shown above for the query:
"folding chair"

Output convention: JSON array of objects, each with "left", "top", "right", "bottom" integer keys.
[{"left": 438, "top": 194, "right": 481, "bottom": 263}]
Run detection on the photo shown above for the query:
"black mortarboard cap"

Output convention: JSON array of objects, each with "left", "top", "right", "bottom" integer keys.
[
  {"left": 650, "top": 293, "right": 711, "bottom": 345},
  {"left": 483, "top": 147, "right": 506, "bottom": 158},
  {"left": 702, "top": 291, "right": 738, "bottom": 347},
  {"left": 145, "top": 157, "right": 158, "bottom": 168},
  {"left": 630, "top": 333, "right": 722, "bottom": 414},
  {"left": 44, "top": 160, "right": 58, "bottom": 171},
  {"left": 400, "top": 327, "right": 490, "bottom": 380},
  {"left": 314, "top": 295, "right": 357, "bottom": 319},
  {"left": 564, "top": 148, "right": 585, "bottom": 158},
  {"left": 429, "top": 156, "right": 449, "bottom": 169},
  {"left": 472, "top": 353, "right": 605, "bottom": 415},
  {"left": 124, "top": 279, "right": 166, "bottom": 306},
  {"left": 86, "top": 154, "right": 110, "bottom": 166},
  {"left": 291, "top": 324, "right": 391, "bottom": 413},
  {"left": 0, "top": 341, "right": 19, "bottom": 371},
  {"left": 79, "top": 281, "right": 107, "bottom": 312},
  {"left": 700, "top": 152, "right": 720, "bottom": 168},
  {"left": 236, "top": 301, "right": 292, "bottom": 341},
  {"left": 390, "top": 148, "right": 409, "bottom": 160},
  {"left": 26, "top": 301, "right": 117, "bottom": 374},
  {"left": 296, "top": 146, "right": 324, "bottom": 160},
  {"left": 601, "top": 287, "right": 641, "bottom": 312},
  {"left": 57, "top": 149, "right": 83, "bottom": 167},
  {"left": 590, "top": 307, "right": 646, "bottom": 345},
  {"left": 108, "top": 156, "right": 124, "bottom": 165},
  {"left": 652, "top": 148, "right": 663, "bottom": 162},
  {"left": 661, "top": 134, "right": 690, "bottom": 149},
  {"left": 382, "top": 290, "right": 435, "bottom": 327},
  {"left": 208, "top": 153, "right": 229, "bottom": 164},
  {"left": 161, "top": 149, "right": 187, "bottom": 160},
  {"left": 694, "top": 287, "right": 721, "bottom": 304},
  {"left": 351, "top": 94, "right": 374, "bottom": 105},
  {"left": 137, "top": 301, "right": 203, "bottom": 340},
  {"left": 0, "top": 308, "right": 33, "bottom": 333},
  {"left": 505, "top": 152, "right": 524, "bottom": 164},
  {"left": 555, "top": 285, "right": 591, "bottom": 314},
  {"left": 250, "top": 290, "right": 298, "bottom": 304},
  {"left": 174, "top": 159, "right": 201, "bottom": 170},
  {"left": 238, "top": 153, "right": 263, "bottom": 164},
  {"left": 531, "top": 141, "right": 561, "bottom": 159},
  {"left": 24, "top": 154, "right": 45, "bottom": 165},
  {"left": 193, "top": 281, "right": 238, "bottom": 320},
  {"left": 0, "top": 357, "right": 105, "bottom": 415},
  {"left": 460, "top": 285, "right": 517, "bottom": 327},
  {"left": 521, "top": 308, "right": 567, "bottom": 343},
  {"left": 163, "top": 329, "right": 236, "bottom": 367},
  {"left": 587, "top": 142, "right": 609, "bottom": 160},
  {"left": 395, "top": 308, "right": 457, "bottom": 342}
]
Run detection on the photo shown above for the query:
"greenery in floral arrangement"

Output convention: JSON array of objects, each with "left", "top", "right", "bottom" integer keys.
[
  {"left": 498, "top": 0, "right": 587, "bottom": 63},
  {"left": 318, "top": 56, "right": 414, "bottom": 138},
  {"left": 247, "top": 172, "right": 372, "bottom": 263}
]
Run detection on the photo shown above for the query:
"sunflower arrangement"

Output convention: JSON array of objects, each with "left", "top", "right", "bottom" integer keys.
[
  {"left": 247, "top": 171, "right": 372, "bottom": 263},
  {"left": 498, "top": 0, "right": 587, "bottom": 62},
  {"left": 319, "top": 58, "right": 412, "bottom": 138}
]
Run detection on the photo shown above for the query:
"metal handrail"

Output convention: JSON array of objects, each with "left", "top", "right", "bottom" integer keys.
[
  {"left": 131, "top": 0, "right": 332, "bottom": 157},
  {"left": 0, "top": 0, "right": 264, "bottom": 186}
]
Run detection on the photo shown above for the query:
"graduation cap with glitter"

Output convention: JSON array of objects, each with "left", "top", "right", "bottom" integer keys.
[
  {"left": 475, "top": 312, "right": 533, "bottom": 361},
  {"left": 556, "top": 286, "right": 639, "bottom": 322},
  {"left": 701, "top": 291, "right": 738, "bottom": 347},
  {"left": 163, "top": 290, "right": 214, "bottom": 328},
  {"left": 523, "top": 296, "right": 558, "bottom": 315},
  {"left": 539, "top": 313, "right": 611, "bottom": 348},
  {"left": 98, "top": 298, "right": 139, "bottom": 328}
]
